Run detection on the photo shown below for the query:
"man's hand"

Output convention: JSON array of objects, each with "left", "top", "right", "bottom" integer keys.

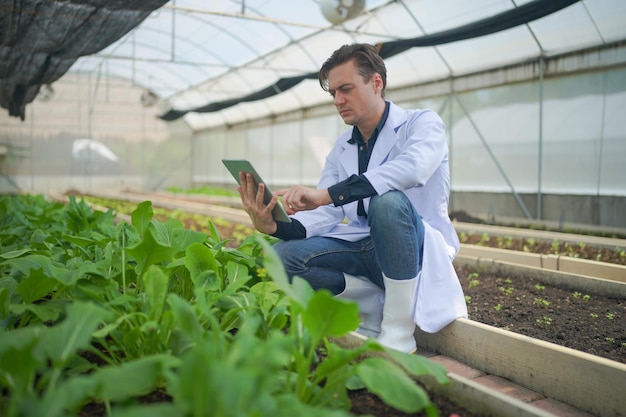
[
  {"left": 275, "top": 185, "right": 331, "bottom": 214},
  {"left": 238, "top": 172, "right": 278, "bottom": 235}
]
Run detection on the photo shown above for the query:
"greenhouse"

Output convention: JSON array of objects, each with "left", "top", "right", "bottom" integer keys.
[
  {"left": 1, "top": 0, "right": 625, "bottom": 229},
  {"left": 2, "top": 2, "right": 626, "bottom": 417}
]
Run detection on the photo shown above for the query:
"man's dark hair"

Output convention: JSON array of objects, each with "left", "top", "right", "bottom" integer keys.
[{"left": 319, "top": 43, "right": 387, "bottom": 98}]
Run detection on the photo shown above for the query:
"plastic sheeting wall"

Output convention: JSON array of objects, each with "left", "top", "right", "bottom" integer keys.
[
  {"left": 451, "top": 68, "right": 625, "bottom": 196},
  {"left": 0, "top": 73, "right": 193, "bottom": 194},
  {"left": 192, "top": 64, "right": 626, "bottom": 228}
]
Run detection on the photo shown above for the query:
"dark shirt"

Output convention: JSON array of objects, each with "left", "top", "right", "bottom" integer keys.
[{"left": 273, "top": 102, "right": 390, "bottom": 240}]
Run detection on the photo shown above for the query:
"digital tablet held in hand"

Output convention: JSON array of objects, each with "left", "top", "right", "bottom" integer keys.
[{"left": 222, "top": 159, "right": 291, "bottom": 223}]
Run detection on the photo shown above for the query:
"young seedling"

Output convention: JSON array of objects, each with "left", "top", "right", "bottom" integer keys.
[
  {"left": 498, "top": 286, "right": 514, "bottom": 296},
  {"left": 550, "top": 239, "right": 561, "bottom": 255},
  {"left": 536, "top": 316, "right": 552, "bottom": 326},
  {"left": 522, "top": 238, "right": 536, "bottom": 252},
  {"left": 467, "top": 272, "right": 480, "bottom": 289},
  {"left": 533, "top": 298, "right": 551, "bottom": 307},
  {"left": 573, "top": 292, "right": 591, "bottom": 301}
]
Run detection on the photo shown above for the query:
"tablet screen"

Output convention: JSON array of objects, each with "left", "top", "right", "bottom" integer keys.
[{"left": 222, "top": 159, "right": 291, "bottom": 223}]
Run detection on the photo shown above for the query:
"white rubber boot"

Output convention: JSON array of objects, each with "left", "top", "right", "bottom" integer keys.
[
  {"left": 336, "top": 273, "right": 384, "bottom": 338},
  {"left": 377, "top": 274, "right": 419, "bottom": 353}
]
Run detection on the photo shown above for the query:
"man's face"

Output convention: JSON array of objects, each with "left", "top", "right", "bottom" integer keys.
[{"left": 327, "top": 60, "right": 381, "bottom": 128}]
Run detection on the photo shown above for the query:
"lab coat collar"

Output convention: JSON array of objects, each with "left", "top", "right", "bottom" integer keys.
[{"left": 338, "top": 101, "right": 408, "bottom": 175}]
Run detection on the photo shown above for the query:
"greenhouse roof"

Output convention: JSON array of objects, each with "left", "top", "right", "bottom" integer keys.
[{"left": 2, "top": 0, "right": 626, "bottom": 130}]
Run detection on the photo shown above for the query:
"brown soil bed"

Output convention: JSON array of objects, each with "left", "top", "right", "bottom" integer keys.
[{"left": 457, "top": 264, "right": 625, "bottom": 365}]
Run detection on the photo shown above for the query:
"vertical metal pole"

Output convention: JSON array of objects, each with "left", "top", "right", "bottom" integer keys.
[
  {"left": 87, "top": 72, "right": 93, "bottom": 192},
  {"left": 29, "top": 101, "right": 34, "bottom": 192},
  {"left": 447, "top": 83, "right": 454, "bottom": 212},
  {"left": 171, "top": 0, "right": 176, "bottom": 62},
  {"left": 595, "top": 71, "right": 608, "bottom": 225},
  {"left": 537, "top": 56, "right": 544, "bottom": 220}
]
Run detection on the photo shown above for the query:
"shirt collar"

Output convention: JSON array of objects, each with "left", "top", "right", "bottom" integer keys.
[{"left": 348, "top": 101, "right": 390, "bottom": 145}]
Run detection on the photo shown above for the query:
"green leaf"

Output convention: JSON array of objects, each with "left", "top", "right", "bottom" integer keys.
[
  {"left": 167, "top": 294, "right": 203, "bottom": 340},
  {"left": 185, "top": 243, "right": 220, "bottom": 280},
  {"left": 313, "top": 341, "right": 364, "bottom": 383},
  {"left": 302, "top": 291, "right": 359, "bottom": 342},
  {"left": 0, "top": 248, "right": 32, "bottom": 259},
  {"left": 44, "top": 301, "right": 111, "bottom": 365},
  {"left": 143, "top": 265, "right": 169, "bottom": 321},
  {"left": 292, "top": 276, "right": 315, "bottom": 306},
  {"left": 357, "top": 356, "right": 432, "bottom": 413},
  {"left": 255, "top": 236, "right": 297, "bottom": 300},
  {"left": 384, "top": 349, "right": 450, "bottom": 385},
  {"left": 0, "top": 326, "right": 46, "bottom": 395},
  {"left": 55, "top": 258, "right": 111, "bottom": 286},
  {"left": 184, "top": 243, "right": 223, "bottom": 291},
  {"left": 167, "top": 340, "right": 214, "bottom": 416},
  {"left": 172, "top": 227, "right": 207, "bottom": 249},
  {"left": 169, "top": 337, "right": 280, "bottom": 417},
  {"left": 131, "top": 201, "right": 153, "bottom": 237},
  {"left": 0, "top": 287, "right": 9, "bottom": 317},
  {"left": 2, "top": 254, "right": 63, "bottom": 279},
  {"left": 151, "top": 219, "right": 175, "bottom": 246},
  {"left": 40, "top": 374, "right": 98, "bottom": 417},
  {"left": 16, "top": 269, "right": 57, "bottom": 304},
  {"left": 208, "top": 221, "right": 221, "bottom": 242},
  {"left": 250, "top": 281, "right": 281, "bottom": 311},
  {"left": 0, "top": 276, "right": 18, "bottom": 299},
  {"left": 92, "top": 355, "right": 177, "bottom": 402},
  {"left": 61, "top": 233, "right": 99, "bottom": 248},
  {"left": 10, "top": 301, "right": 62, "bottom": 324},
  {"left": 223, "top": 261, "right": 251, "bottom": 295},
  {"left": 126, "top": 226, "right": 178, "bottom": 276}
]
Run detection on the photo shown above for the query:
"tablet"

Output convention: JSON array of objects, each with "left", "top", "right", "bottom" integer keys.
[{"left": 222, "top": 159, "right": 291, "bottom": 223}]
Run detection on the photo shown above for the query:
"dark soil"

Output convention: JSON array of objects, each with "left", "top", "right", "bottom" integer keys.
[{"left": 458, "top": 264, "right": 625, "bottom": 365}]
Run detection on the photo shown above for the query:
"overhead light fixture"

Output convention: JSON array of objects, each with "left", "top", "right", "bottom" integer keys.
[
  {"left": 37, "top": 84, "right": 54, "bottom": 102},
  {"left": 140, "top": 89, "right": 158, "bottom": 107},
  {"left": 319, "top": 0, "right": 365, "bottom": 25}
]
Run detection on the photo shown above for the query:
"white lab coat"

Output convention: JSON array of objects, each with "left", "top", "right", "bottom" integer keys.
[{"left": 292, "top": 101, "right": 468, "bottom": 333}]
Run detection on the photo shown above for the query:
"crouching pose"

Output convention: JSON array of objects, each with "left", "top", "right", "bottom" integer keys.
[{"left": 237, "top": 43, "right": 467, "bottom": 353}]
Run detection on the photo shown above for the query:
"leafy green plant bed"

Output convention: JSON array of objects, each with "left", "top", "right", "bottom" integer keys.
[
  {"left": 457, "top": 230, "right": 626, "bottom": 266},
  {"left": 0, "top": 195, "right": 457, "bottom": 417},
  {"left": 165, "top": 185, "right": 239, "bottom": 198}
]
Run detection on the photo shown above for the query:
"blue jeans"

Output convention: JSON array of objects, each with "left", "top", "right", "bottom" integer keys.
[{"left": 273, "top": 191, "right": 425, "bottom": 295}]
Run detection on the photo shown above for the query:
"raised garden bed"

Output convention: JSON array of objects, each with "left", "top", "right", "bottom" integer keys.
[{"left": 77, "top": 194, "right": 625, "bottom": 415}]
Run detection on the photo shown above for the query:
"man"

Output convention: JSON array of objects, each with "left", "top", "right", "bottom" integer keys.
[{"left": 238, "top": 43, "right": 467, "bottom": 353}]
